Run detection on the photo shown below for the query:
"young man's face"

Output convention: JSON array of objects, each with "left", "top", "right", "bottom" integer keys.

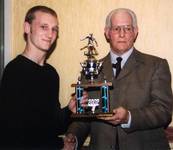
[
  {"left": 105, "top": 11, "right": 138, "bottom": 55},
  {"left": 24, "top": 11, "right": 59, "bottom": 52}
]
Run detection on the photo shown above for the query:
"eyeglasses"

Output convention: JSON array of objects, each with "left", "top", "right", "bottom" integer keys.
[{"left": 110, "top": 25, "right": 134, "bottom": 34}]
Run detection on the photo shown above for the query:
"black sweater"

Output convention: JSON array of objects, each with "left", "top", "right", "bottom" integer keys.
[{"left": 0, "top": 55, "right": 71, "bottom": 149}]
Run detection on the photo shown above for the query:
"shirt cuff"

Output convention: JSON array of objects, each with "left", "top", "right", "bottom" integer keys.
[{"left": 121, "top": 111, "right": 131, "bottom": 128}]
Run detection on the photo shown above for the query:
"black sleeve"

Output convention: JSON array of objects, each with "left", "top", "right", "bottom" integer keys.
[{"left": 56, "top": 105, "right": 72, "bottom": 135}]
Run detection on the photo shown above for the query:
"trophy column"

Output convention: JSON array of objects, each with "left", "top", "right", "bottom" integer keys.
[
  {"left": 76, "top": 83, "right": 84, "bottom": 114},
  {"left": 101, "top": 83, "right": 109, "bottom": 113}
]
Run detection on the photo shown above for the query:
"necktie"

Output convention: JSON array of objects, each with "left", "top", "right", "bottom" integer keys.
[{"left": 112, "top": 57, "right": 122, "bottom": 78}]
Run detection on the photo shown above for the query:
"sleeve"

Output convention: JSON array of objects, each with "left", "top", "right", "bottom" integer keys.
[
  {"left": 0, "top": 66, "right": 16, "bottom": 106},
  {"left": 56, "top": 105, "right": 72, "bottom": 135},
  {"left": 55, "top": 71, "right": 72, "bottom": 134},
  {"left": 124, "top": 59, "right": 173, "bottom": 133},
  {"left": 121, "top": 111, "right": 131, "bottom": 128},
  {"left": 0, "top": 65, "right": 19, "bottom": 126}
]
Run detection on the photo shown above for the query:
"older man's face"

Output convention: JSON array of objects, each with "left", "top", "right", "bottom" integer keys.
[{"left": 105, "top": 11, "right": 138, "bottom": 55}]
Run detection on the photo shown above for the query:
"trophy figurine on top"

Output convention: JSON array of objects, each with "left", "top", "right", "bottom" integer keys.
[{"left": 71, "top": 34, "right": 112, "bottom": 117}]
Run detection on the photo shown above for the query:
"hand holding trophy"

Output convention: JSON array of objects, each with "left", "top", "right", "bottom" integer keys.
[{"left": 71, "top": 34, "right": 113, "bottom": 117}]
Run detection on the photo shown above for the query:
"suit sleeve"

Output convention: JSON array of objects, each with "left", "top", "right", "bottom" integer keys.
[
  {"left": 124, "top": 59, "right": 173, "bottom": 133},
  {"left": 66, "top": 120, "right": 91, "bottom": 149}
]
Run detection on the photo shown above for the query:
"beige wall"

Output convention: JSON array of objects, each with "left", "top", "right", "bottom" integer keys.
[{"left": 9, "top": 0, "right": 173, "bottom": 107}]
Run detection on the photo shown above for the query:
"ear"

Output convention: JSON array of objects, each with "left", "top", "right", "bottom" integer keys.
[
  {"left": 134, "top": 26, "right": 138, "bottom": 38},
  {"left": 23, "top": 22, "right": 31, "bottom": 34},
  {"left": 104, "top": 27, "right": 110, "bottom": 43},
  {"left": 133, "top": 26, "right": 139, "bottom": 42}
]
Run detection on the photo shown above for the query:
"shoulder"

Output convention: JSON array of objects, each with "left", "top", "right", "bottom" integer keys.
[
  {"left": 44, "top": 63, "right": 56, "bottom": 70},
  {"left": 133, "top": 49, "right": 171, "bottom": 76},
  {"left": 3, "top": 55, "right": 23, "bottom": 74},
  {"left": 44, "top": 63, "right": 58, "bottom": 73},
  {"left": 44, "top": 63, "right": 59, "bottom": 78},
  {"left": 134, "top": 49, "right": 168, "bottom": 66},
  {"left": 99, "top": 53, "right": 110, "bottom": 63},
  {"left": 5, "top": 55, "right": 22, "bottom": 66},
  {"left": 1, "top": 55, "right": 25, "bottom": 85}
]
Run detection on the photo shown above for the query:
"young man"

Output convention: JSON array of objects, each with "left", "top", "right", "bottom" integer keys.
[
  {"left": 0, "top": 5, "right": 85, "bottom": 149},
  {"left": 65, "top": 8, "right": 173, "bottom": 150}
]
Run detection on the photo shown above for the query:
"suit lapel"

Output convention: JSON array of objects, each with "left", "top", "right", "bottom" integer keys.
[
  {"left": 101, "top": 53, "right": 114, "bottom": 82},
  {"left": 99, "top": 49, "right": 145, "bottom": 108},
  {"left": 101, "top": 49, "right": 145, "bottom": 81},
  {"left": 117, "top": 49, "right": 142, "bottom": 80}
]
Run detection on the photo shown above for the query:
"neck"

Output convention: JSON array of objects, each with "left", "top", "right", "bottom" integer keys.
[{"left": 22, "top": 47, "right": 47, "bottom": 66}]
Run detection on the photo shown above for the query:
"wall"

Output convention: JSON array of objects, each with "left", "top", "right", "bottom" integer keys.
[{"left": 8, "top": 0, "right": 173, "bottom": 108}]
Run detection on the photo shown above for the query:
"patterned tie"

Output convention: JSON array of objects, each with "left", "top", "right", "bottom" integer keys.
[{"left": 112, "top": 57, "right": 122, "bottom": 78}]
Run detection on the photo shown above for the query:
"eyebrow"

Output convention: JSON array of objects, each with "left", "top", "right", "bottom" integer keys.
[{"left": 40, "top": 23, "right": 59, "bottom": 28}]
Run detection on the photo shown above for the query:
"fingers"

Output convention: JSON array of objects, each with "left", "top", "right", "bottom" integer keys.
[
  {"left": 97, "top": 107, "right": 129, "bottom": 125},
  {"left": 80, "top": 91, "right": 88, "bottom": 107},
  {"left": 63, "top": 134, "right": 76, "bottom": 150},
  {"left": 71, "top": 91, "right": 88, "bottom": 104},
  {"left": 68, "top": 97, "right": 77, "bottom": 113},
  {"left": 64, "top": 133, "right": 76, "bottom": 143},
  {"left": 69, "top": 91, "right": 89, "bottom": 113},
  {"left": 101, "top": 114, "right": 120, "bottom": 124},
  {"left": 81, "top": 91, "right": 88, "bottom": 101}
]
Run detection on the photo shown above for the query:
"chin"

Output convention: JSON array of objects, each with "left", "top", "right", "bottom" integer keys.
[
  {"left": 117, "top": 47, "right": 127, "bottom": 51},
  {"left": 115, "top": 49, "right": 129, "bottom": 54},
  {"left": 40, "top": 48, "right": 50, "bottom": 52}
]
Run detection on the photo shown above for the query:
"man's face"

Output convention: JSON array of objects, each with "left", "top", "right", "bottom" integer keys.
[
  {"left": 105, "top": 11, "right": 138, "bottom": 55},
  {"left": 24, "top": 11, "right": 59, "bottom": 52}
]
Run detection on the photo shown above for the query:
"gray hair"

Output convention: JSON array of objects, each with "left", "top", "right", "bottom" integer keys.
[{"left": 105, "top": 8, "right": 138, "bottom": 28}]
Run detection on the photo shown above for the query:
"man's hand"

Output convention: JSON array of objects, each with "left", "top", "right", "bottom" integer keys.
[
  {"left": 98, "top": 106, "right": 129, "bottom": 125},
  {"left": 68, "top": 91, "right": 88, "bottom": 113},
  {"left": 63, "top": 133, "right": 77, "bottom": 150}
]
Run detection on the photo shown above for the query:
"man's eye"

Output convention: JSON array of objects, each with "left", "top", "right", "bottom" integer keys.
[
  {"left": 41, "top": 25, "right": 48, "bottom": 30},
  {"left": 112, "top": 27, "right": 119, "bottom": 31},
  {"left": 52, "top": 28, "right": 58, "bottom": 33},
  {"left": 114, "top": 27, "right": 119, "bottom": 30},
  {"left": 126, "top": 27, "right": 132, "bottom": 31}
]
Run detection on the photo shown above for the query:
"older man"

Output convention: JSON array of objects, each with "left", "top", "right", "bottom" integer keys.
[{"left": 65, "top": 8, "right": 173, "bottom": 150}]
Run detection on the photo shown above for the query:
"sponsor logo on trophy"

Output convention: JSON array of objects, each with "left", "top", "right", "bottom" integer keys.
[{"left": 71, "top": 34, "right": 112, "bottom": 117}]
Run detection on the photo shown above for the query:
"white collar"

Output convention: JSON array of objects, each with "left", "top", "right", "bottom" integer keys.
[{"left": 110, "top": 47, "right": 134, "bottom": 68}]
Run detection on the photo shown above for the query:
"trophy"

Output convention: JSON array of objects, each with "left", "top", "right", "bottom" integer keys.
[{"left": 71, "top": 34, "right": 112, "bottom": 117}]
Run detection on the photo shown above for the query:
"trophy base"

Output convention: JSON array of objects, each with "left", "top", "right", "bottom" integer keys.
[
  {"left": 71, "top": 81, "right": 112, "bottom": 88},
  {"left": 71, "top": 112, "right": 113, "bottom": 118}
]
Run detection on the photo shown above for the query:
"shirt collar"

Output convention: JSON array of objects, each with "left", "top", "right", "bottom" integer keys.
[{"left": 110, "top": 47, "right": 134, "bottom": 68}]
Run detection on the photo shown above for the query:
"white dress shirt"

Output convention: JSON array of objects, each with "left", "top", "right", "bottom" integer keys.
[{"left": 110, "top": 47, "right": 134, "bottom": 128}]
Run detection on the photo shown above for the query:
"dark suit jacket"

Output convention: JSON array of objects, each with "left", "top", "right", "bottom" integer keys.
[{"left": 68, "top": 49, "right": 173, "bottom": 150}]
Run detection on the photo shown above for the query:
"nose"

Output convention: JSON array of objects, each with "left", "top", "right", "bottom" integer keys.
[
  {"left": 119, "top": 27, "right": 125, "bottom": 38},
  {"left": 47, "top": 30, "right": 53, "bottom": 39}
]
